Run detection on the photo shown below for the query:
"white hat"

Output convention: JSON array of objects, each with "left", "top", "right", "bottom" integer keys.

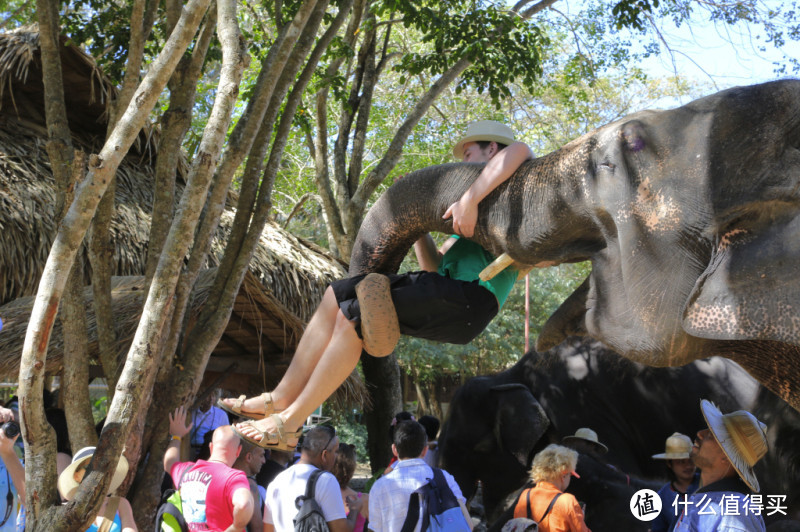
[
  {"left": 701, "top": 399, "right": 768, "bottom": 492},
  {"left": 57, "top": 446, "right": 129, "bottom": 501},
  {"left": 452, "top": 120, "right": 516, "bottom": 159},
  {"left": 561, "top": 427, "right": 608, "bottom": 454},
  {"left": 652, "top": 432, "right": 693, "bottom": 460}
]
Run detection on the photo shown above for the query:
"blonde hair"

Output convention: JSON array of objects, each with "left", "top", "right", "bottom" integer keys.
[{"left": 529, "top": 444, "right": 578, "bottom": 484}]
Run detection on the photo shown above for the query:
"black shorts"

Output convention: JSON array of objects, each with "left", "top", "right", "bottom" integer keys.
[{"left": 331, "top": 271, "right": 499, "bottom": 345}]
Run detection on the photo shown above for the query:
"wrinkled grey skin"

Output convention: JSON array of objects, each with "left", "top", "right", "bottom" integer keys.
[{"left": 350, "top": 80, "right": 800, "bottom": 411}]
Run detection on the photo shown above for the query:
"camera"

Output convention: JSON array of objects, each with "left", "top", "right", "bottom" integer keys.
[{"left": 1, "top": 421, "right": 19, "bottom": 438}]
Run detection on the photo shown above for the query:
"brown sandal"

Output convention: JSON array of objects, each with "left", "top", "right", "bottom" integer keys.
[
  {"left": 232, "top": 414, "right": 302, "bottom": 451},
  {"left": 216, "top": 392, "right": 277, "bottom": 420},
  {"left": 356, "top": 273, "right": 400, "bottom": 357}
]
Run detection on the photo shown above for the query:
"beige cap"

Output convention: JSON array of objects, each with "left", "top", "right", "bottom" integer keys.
[
  {"left": 57, "top": 446, "right": 129, "bottom": 501},
  {"left": 561, "top": 427, "right": 608, "bottom": 454},
  {"left": 452, "top": 120, "right": 516, "bottom": 159},
  {"left": 652, "top": 432, "right": 693, "bottom": 460}
]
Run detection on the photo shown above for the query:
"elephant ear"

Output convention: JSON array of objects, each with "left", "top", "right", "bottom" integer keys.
[
  {"left": 490, "top": 384, "right": 549, "bottom": 466},
  {"left": 683, "top": 212, "right": 800, "bottom": 344}
]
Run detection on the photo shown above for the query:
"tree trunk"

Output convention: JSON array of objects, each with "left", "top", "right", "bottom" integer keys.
[
  {"left": 19, "top": 2, "right": 211, "bottom": 529},
  {"left": 414, "top": 378, "right": 443, "bottom": 420}
]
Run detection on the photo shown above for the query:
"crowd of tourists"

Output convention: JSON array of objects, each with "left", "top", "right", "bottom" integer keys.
[{"left": 0, "top": 381, "right": 771, "bottom": 532}]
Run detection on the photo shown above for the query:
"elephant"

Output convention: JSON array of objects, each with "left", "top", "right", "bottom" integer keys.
[
  {"left": 349, "top": 79, "right": 800, "bottom": 412},
  {"left": 437, "top": 337, "right": 781, "bottom": 523}
]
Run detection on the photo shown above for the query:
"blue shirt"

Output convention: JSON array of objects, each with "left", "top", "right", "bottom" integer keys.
[
  {"left": 672, "top": 477, "right": 766, "bottom": 532},
  {"left": 0, "top": 460, "right": 19, "bottom": 532},
  {"left": 651, "top": 474, "right": 700, "bottom": 532}
]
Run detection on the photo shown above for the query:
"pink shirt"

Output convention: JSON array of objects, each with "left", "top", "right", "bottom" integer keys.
[{"left": 171, "top": 460, "right": 251, "bottom": 531}]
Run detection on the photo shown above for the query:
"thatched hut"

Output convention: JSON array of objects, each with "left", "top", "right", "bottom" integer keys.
[{"left": 0, "top": 28, "right": 361, "bottom": 403}]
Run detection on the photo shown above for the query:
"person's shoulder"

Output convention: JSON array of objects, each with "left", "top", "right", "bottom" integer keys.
[
  {"left": 170, "top": 460, "right": 195, "bottom": 478},
  {"left": 316, "top": 469, "right": 340, "bottom": 492}
]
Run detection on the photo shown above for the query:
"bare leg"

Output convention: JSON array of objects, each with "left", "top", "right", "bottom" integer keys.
[
  {"left": 220, "top": 287, "right": 341, "bottom": 413},
  {"left": 237, "top": 309, "right": 363, "bottom": 439}
]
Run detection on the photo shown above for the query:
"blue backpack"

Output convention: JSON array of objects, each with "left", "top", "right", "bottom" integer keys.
[{"left": 400, "top": 468, "right": 470, "bottom": 532}]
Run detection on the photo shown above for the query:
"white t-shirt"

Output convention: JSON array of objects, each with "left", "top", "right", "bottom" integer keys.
[{"left": 263, "top": 463, "right": 346, "bottom": 532}]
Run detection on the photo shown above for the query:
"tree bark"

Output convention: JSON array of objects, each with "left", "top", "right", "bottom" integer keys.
[
  {"left": 19, "top": 2, "right": 211, "bottom": 529},
  {"left": 145, "top": 4, "right": 216, "bottom": 282}
]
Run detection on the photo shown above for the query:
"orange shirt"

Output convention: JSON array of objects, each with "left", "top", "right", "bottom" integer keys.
[{"left": 513, "top": 482, "right": 592, "bottom": 532}]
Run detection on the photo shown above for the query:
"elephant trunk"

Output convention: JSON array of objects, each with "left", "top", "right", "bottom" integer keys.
[{"left": 350, "top": 152, "right": 603, "bottom": 276}]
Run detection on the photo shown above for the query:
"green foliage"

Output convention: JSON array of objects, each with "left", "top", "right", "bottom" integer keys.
[
  {"left": 92, "top": 395, "right": 108, "bottom": 424},
  {"left": 327, "top": 408, "right": 369, "bottom": 462},
  {"left": 0, "top": 0, "right": 37, "bottom": 29},
  {"left": 372, "top": 0, "right": 549, "bottom": 108}
]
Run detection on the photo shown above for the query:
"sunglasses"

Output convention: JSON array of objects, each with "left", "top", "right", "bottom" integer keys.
[{"left": 322, "top": 429, "right": 337, "bottom": 454}]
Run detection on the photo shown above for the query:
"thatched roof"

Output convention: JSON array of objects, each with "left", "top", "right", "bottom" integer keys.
[
  {"left": 0, "top": 28, "right": 363, "bottom": 405},
  {"left": 0, "top": 269, "right": 364, "bottom": 407}
]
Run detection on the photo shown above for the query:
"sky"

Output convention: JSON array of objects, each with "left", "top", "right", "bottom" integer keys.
[
  {"left": 556, "top": 0, "right": 799, "bottom": 103},
  {"left": 635, "top": 14, "right": 794, "bottom": 90}
]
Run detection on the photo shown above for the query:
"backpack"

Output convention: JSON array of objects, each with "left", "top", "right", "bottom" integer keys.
[
  {"left": 154, "top": 465, "right": 191, "bottom": 532},
  {"left": 502, "top": 488, "right": 562, "bottom": 532},
  {"left": 293, "top": 468, "right": 329, "bottom": 532},
  {"left": 400, "top": 468, "right": 471, "bottom": 532}
]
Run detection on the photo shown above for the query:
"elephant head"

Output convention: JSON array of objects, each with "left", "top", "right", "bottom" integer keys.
[{"left": 351, "top": 80, "right": 800, "bottom": 411}]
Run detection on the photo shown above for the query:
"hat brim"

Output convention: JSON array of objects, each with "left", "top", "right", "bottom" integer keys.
[
  {"left": 57, "top": 452, "right": 129, "bottom": 501},
  {"left": 651, "top": 452, "right": 691, "bottom": 460},
  {"left": 701, "top": 399, "right": 759, "bottom": 492},
  {"left": 561, "top": 435, "right": 608, "bottom": 454},
  {"left": 452, "top": 133, "right": 516, "bottom": 159}
]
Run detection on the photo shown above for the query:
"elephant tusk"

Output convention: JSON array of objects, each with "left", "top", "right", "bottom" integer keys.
[{"left": 479, "top": 253, "right": 516, "bottom": 281}]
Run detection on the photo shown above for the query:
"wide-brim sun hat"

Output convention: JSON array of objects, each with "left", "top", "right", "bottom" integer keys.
[
  {"left": 57, "top": 446, "right": 129, "bottom": 501},
  {"left": 652, "top": 432, "right": 693, "bottom": 460},
  {"left": 561, "top": 427, "right": 608, "bottom": 454},
  {"left": 700, "top": 399, "right": 768, "bottom": 492},
  {"left": 452, "top": 120, "right": 516, "bottom": 159}
]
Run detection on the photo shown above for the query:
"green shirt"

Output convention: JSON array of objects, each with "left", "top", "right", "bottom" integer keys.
[{"left": 437, "top": 236, "right": 516, "bottom": 308}]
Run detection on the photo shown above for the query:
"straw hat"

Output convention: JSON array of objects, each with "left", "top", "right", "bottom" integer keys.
[
  {"left": 561, "top": 427, "right": 608, "bottom": 454},
  {"left": 57, "top": 446, "right": 129, "bottom": 501},
  {"left": 700, "top": 399, "right": 768, "bottom": 492},
  {"left": 652, "top": 432, "right": 693, "bottom": 460},
  {"left": 452, "top": 120, "right": 516, "bottom": 159}
]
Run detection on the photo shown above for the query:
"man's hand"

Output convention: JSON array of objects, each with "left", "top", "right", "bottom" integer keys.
[
  {"left": 443, "top": 197, "right": 479, "bottom": 238},
  {"left": 0, "top": 406, "right": 15, "bottom": 424},
  {"left": 169, "top": 406, "right": 193, "bottom": 438},
  {"left": 345, "top": 493, "right": 364, "bottom": 516}
]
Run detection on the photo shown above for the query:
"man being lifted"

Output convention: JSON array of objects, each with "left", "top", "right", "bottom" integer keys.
[{"left": 223, "top": 121, "right": 533, "bottom": 449}]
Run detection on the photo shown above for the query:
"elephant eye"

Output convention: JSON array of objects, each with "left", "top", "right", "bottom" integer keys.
[{"left": 599, "top": 162, "right": 616, "bottom": 171}]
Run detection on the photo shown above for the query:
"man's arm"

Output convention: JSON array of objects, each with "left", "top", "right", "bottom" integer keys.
[
  {"left": 163, "top": 406, "right": 193, "bottom": 474},
  {"left": 327, "top": 518, "right": 352, "bottom": 532},
  {"left": 444, "top": 141, "right": 533, "bottom": 237},
  {"left": 245, "top": 479, "right": 263, "bottom": 532},
  {"left": 0, "top": 431, "right": 23, "bottom": 502},
  {"left": 414, "top": 235, "right": 459, "bottom": 272},
  {"left": 225, "top": 486, "right": 254, "bottom": 532}
]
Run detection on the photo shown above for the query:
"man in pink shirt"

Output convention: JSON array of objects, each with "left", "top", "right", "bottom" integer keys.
[{"left": 165, "top": 406, "right": 254, "bottom": 532}]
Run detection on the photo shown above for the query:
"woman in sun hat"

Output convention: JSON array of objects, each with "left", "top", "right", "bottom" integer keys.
[
  {"left": 511, "top": 444, "right": 591, "bottom": 532},
  {"left": 650, "top": 432, "right": 699, "bottom": 532},
  {"left": 672, "top": 399, "right": 768, "bottom": 532},
  {"left": 57, "top": 447, "right": 137, "bottom": 532}
]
